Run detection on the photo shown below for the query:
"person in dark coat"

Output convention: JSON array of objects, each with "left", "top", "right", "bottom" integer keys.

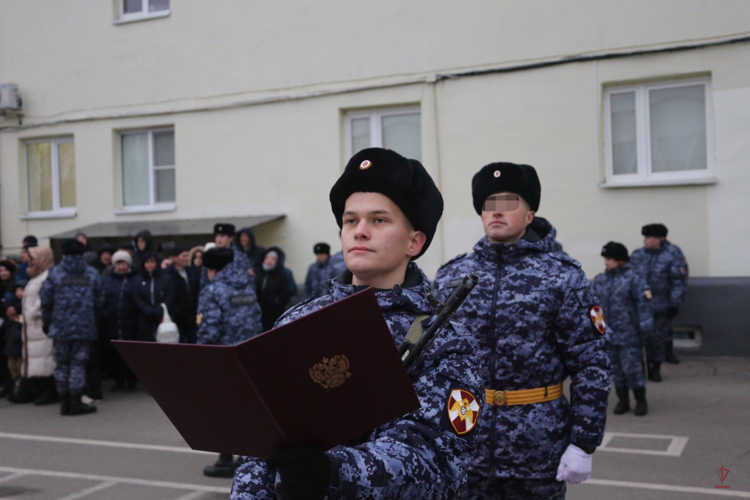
[
  {"left": 101, "top": 251, "right": 139, "bottom": 391},
  {"left": 94, "top": 244, "right": 115, "bottom": 277},
  {"left": 163, "top": 247, "right": 196, "bottom": 344},
  {"left": 0, "top": 259, "right": 18, "bottom": 398},
  {"left": 132, "top": 251, "right": 176, "bottom": 342},
  {"left": 256, "top": 247, "right": 297, "bottom": 332},
  {"left": 131, "top": 230, "right": 154, "bottom": 271},
  {"left": 236, "top": 227, "right": 266, "bottom": 269}
]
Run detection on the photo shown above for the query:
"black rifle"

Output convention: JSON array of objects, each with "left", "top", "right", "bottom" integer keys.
[{"left": 399, "top": 272, "right": 479, "bottom": 370}]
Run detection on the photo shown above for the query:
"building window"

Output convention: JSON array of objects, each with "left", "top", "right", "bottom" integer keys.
[
  {"left": 604, "top": 78, "right": 714, "bottom": 186},
  {"left": 121, "top": 128, "right": 175, "bottom": 208},
  {"left": 345, "top": 107, "right": 421, "bottom": 161},
  {"left": 118, "top": 0, "right": 169, "bottom": 22},
  {"left": 25, "top": 137, "right": 76, "bottom": 214}
]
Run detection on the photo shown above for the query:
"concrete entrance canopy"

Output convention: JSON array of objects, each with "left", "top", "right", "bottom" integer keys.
[{"left": 48, "top": 214, "right": 285, "bottom": 240}]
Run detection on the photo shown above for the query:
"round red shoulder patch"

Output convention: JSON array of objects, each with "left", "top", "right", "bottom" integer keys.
[
  {"left": 589, "top": 305, "right": 606, "bottom": 334},
  {"left": 447, "top": 389, "right": 480, "bottom": 435}
]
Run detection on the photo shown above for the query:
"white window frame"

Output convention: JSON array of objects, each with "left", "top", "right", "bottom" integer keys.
[
  {"left": 24, "top": 137, "right": 77, "bottom": 218},
  {"left": 344, "top": 107, "right": 421, "bottom": 160},
  {"left": 119, "top": 127, "right": 175, "bottom": 212},
  {"left": 116, "top": 0, "right": 170, "bottom": 24},
  {"left": 603, "top": 78, "right": 716, "bottom": 188}
]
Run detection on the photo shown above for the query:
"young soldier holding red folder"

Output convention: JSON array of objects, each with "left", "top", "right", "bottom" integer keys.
[{"left": 231, "top": 148, "right": 484, "bottom": 499}]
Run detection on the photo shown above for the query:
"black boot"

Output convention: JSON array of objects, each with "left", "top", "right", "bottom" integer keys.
[
  {"left": 60, "top": 393, "right": 70, "bottom": 415},
  {"left": 650, "top": 362, "right": 662, "bottom": 382},
  {"left": 204, "top": 454, "right": 237, "bottom": 478},
  {"left": 34, "top": 386, "right": 60, "bottom": 405},
  {"left": 665, "top": 341, "right": 680, "bottom": 364},
  {"left": 646, "top": 361, "right": 653, "bottom": 380},
  {"left": 633, "top": 388, "right": 648, "bottom": 416},
  {"left": 613, "top": 386, "right": 630, "bottom": 415},
  {"left": 68, "top": 393, "right": 97, "bottom": 416}
]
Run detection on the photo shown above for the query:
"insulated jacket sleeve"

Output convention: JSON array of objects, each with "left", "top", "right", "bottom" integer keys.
[
  {"left": 553, "top": 270, "right": 611, "bottom": 449},
  {"left": 40, "top": 273, "right": 55, "bottom": 334}
]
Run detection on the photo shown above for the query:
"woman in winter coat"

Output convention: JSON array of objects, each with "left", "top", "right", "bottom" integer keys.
[
  {"left": 20, "top": 247, "right": 58, "bottom": 404},
  {"left": 256, "top": 247, "right": 298, "bottom": 332},
  {"left": 101, "top": 251, "right": 139, "bottom": 390},
  {"left": 132, "top": 251, "right": 176, "bottom": 342}
]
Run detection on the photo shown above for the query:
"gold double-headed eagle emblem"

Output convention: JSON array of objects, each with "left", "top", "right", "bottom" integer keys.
[{"left": 310, "top": 355, "right": 351, "bottom": 389}]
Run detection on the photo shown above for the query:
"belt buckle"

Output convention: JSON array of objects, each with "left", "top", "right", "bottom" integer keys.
[{"left": 493, "top": 390, "right": 507, "bottom": 406}]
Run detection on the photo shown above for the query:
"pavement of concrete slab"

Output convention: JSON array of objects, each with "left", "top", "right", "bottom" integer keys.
[{"left": 0, "top": 357, "right": 748, "bottom": 499}]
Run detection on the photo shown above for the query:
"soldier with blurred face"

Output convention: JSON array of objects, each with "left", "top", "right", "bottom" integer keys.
[{"left": 434, "top": 162, "right": 611, "bottom": 499}]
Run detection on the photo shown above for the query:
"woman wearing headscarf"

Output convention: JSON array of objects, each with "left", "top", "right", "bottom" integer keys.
[
  {"left": 21, "top": 246, "right": 58, "bottom": 404},
  {"left": 255, "top": 247, "right": 298, "bottom": 332}
]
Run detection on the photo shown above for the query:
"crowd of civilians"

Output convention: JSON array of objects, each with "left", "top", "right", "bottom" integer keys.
[{"left": 0, "top": 226, "right": 343, "bottom": 406}]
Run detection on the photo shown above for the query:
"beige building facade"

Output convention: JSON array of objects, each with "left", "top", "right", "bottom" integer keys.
[{"left": 1, "top": 1, "right": 749, "bottom": 281}]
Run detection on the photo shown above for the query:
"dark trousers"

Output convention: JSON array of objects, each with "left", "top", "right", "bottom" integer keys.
[
  {"left": 53, "top": 340, "right": 91, "bottom": 396},
  {"left": 469, "top": 475, "right": 566, "bottom": 500}
]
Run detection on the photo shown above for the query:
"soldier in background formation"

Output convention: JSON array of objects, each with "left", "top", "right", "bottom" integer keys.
[
  {"left": 434, "top": 162, "right": 611, "bottom": 499},
  {"left": 197, "top": 247, "right": 263, "bottom": 478},
  {"left": 593, "top": 242, "right": 654, "bottom": 416},
  {"left": 303, "top": 242, "right": 332, "bottom": 299},
  {"left": 232, "top": 147, "right": 484, "bottom": 499},
  {"left": 630, "top": 224, "right": 687, "bottom": 381},
  {"left": 40, "top": 239, "right": 104, "bottom": 416}
]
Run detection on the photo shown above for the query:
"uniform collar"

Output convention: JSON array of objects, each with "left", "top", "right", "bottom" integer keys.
[
  {"left": 474, "top": 217, "right": 557, "bottom": 261},
  {"left": 329, "top": 262, "right": 432, "bottom": 316}
]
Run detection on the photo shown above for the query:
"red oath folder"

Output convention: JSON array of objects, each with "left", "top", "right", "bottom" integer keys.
[{"left": 113, "top": 288, "right": 420, "bottom": 458}]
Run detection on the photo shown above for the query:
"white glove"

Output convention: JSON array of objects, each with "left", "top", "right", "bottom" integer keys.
[{"left": 556, "top": 444, "right": 592, "bottom": 484}]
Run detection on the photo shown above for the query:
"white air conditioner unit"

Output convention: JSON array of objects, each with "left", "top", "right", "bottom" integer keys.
[{"left": 0, "top": 83, "right": 22, "bottom": 111}]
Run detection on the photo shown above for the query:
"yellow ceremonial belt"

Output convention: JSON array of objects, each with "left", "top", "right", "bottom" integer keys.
[{"left": 485, "top": 384, "right": 563, "bottom": 407}]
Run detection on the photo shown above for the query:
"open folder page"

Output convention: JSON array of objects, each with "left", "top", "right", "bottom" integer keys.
[{"left": 113, "top": 288, "right": 420, "bottom": 458}]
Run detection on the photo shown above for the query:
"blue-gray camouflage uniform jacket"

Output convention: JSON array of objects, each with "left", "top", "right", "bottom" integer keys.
[
  {"left": 41, "top": 256, "right": 104, "bottom": 342},
  {"left": 232, "top": 262, "right": 484, "bottom": 499},
  {"left": 433, "top": 217, "right": 611, "bottom": 480},
  {"left": 630, "top": 243, "right": 686, "bottom": 315},
  {"left": 196, "top": 264, "right": 262, "bottom": 346},
  {"left": 304, "top": 260, "right": 332, "bottom": 299},
  {"left": 592, "top": 263, "right": 654, "bottom": 346}
]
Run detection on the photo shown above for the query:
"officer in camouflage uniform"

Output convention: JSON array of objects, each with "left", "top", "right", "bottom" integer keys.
[
  {"left": 434, "top": 163, "right": 611, "bottom": 499},
  {"left": 200, "top": 223, "right": 254, "bottom": 290},
  {"left": 592, "top": 242, "right": 653, "bottom": 416},
  {"left": 630, "top": 224, "right": 686, "bottom": 382},
  {"left": 41, "top": 239, "right": 104, "bottom": 416},
  {"left": 232, "top": 147, "right": 484, "bottom": 499},
  {"left": 199, "top": 247, "right": 263, "bottom": 478},
  {"left": 303, "top": 242, "right": 332, "bottom": 299}
]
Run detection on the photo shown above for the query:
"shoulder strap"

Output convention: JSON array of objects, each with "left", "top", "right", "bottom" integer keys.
[{"left": 405, "top": 314, "right": 429, "bottom": 345}]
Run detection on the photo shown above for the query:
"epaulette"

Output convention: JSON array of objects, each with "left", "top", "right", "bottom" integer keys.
[
  {"left": 439, "top": 252, "right": 468, "bottom": 269},
  {"left": 548, "top": 252, "right": 582, "bottom": 268}
]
